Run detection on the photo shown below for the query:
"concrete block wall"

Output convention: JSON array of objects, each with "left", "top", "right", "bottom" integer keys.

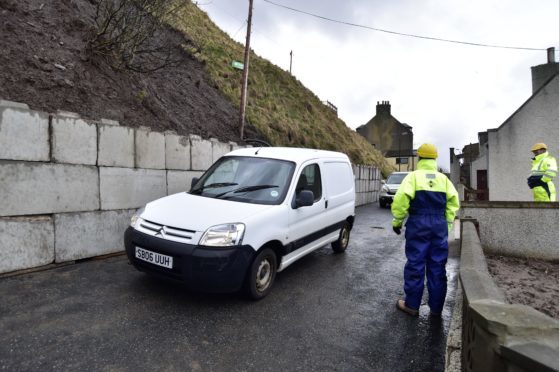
[
  {"left": 0, "top": 99, "right": 382, "bottom": 274},
  {"left": 353, "top": 164, "right": 381, "bottom": 207},
  {"left": 0, "top": 100, "right": 244, "bottom": 274}
]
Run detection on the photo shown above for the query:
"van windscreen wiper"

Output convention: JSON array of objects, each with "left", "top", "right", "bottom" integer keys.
[
  {"left": 191, "top": 182, "right": 238, "bottom": 194},
  {"left": 214, "top": 185, "right": 278, "bottom": 198}
]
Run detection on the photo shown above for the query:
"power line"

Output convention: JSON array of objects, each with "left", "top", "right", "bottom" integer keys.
[{"left": 262, "top": 0, "right": 548, "bottom": 51}]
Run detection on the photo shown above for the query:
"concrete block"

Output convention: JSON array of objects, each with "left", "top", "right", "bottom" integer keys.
[
  {"left": 0, "top": 216, "right": 54, "bottom": 274},
  {"left": 136, "top": 129, "right": 165, "bottom": 169},
  {"left": 100, "top": 167, "right": 166, "bottom": 210},
  {"left": 167, "top": 170, "right": 204, "bottom": 195},
  {"left": 0, "top": 106, "right": 49, "bottom": 161},
  {"left": 55, "top": 110, "right": 80, "bottom": 118},
  {"left": 211, "top": 138, "right": 231, "bottom": 163},
  {"left": 98, "top": 125, "right": 134, "bottom": 167},
  {"left": 165, "top": 133, "right": 190, "bottom": 170},
  {"left": 54, "top": 210, "right": 135, "bottom": 262},
  {"left": 0, "top": 163, "right": 99, "bottom": 217},
  {"left": 52, "top": 115, "right": 97, "bottom": 165},
  {"left": 190, "top": 135, "right": 212, "bottom": 170}
]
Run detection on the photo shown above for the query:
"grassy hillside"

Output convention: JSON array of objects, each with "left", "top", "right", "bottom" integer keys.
[{"left": 167, "top": 2, "right": 393, "bottom": 174}]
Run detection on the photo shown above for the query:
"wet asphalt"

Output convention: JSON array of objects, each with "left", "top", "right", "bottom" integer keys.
[{"left": 0, "top": 203, "right": 459, "bottom": 372}]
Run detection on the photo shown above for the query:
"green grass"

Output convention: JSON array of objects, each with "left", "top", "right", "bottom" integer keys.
[{"left": 167, "top": 2, "right": 394, "bottom": 175}]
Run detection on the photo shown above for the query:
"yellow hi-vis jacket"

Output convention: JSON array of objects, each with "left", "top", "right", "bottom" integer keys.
[
  {"left": 391, "top": 159, "right": 460, "bottom": 230},
  {"left": 530, "top": 151, "right": 557, "bottom": 202}
]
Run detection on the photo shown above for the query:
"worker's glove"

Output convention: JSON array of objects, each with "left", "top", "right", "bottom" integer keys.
[{"left": 393, "top": 226, "right": 401, "bottom": 235}]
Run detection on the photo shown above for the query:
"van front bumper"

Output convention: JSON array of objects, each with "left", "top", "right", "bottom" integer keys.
[{"left": 124, "top": 227, "right": 255, "bottom": 293}]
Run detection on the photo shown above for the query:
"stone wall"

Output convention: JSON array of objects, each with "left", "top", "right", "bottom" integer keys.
[
  {"left": 457, "top": 220, "right": 559, "bottom": 372},
  {"left": 461, "top": 201, "right": 559, "bottom": 260},
  {"left": 0, "top": 100, "right": 380, "bottom": 274}
]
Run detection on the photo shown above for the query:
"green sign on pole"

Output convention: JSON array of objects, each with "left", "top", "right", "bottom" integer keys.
[{"left": 232, "top": 61, "right": 244, "bottom": 70}]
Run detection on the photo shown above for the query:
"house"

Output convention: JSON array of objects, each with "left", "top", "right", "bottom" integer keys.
[
  {"left": 356, "top": 101, "right": 417, "bottom": 171},
  {"left": 451, "top": 47, "right": 559, "bottom": 201}
]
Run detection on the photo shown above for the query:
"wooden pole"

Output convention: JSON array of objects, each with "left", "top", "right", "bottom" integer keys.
[
  {"left": 289, "top": 50, "right": 292, "bottom": 74},
  {"left": 239, "top": 0, "right": 254, "bottom": 140}
]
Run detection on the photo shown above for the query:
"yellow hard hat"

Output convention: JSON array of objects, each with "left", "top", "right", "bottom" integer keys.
[
  {"left": 417, "top": 143, "right": 438, "bottom": 159},
  {"left": 531, "top": 143, "right": 547, "bottom": 152}
]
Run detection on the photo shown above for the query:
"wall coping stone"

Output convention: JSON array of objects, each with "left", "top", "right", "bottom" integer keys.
[
  {"left": 0, "top": 100, "right": 29, "bottom": 109},
  {"left": 100, "top": 118, "right": 119, "bottom": 126},
  {"left": 470, "top": 300, "right": 559, "bottom": 339},
  {"left": 55, "top": 110, "right": 80, "bottom": 118},
  {"left": 462, "top": 201, "right": 559, "bottom": 209},
  {"left": 501, "top": 343, "right": 559, "bottom": 372},
  {"left": 189, "top": 134, "right": 202, "bottom": 141}
]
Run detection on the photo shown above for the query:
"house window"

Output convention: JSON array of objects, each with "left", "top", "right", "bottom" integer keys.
[{"left": 396, "top": 157, "right": 408, "bottom": 164}]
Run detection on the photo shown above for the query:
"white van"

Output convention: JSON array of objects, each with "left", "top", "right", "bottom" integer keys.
[{"left": 124, "top": 147, "right": 355, "bottom": 299}]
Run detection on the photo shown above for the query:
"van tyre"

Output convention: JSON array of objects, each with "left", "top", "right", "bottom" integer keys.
[
  {"left": 332, "top": 222, "right": 351, "bottom": 253},
  {"left": 245, "top": 248, "right": 277, "bottom": 300}
]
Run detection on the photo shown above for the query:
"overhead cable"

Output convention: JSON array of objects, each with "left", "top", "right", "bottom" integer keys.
[{"left": 262, "top": 0, "right": 547, "bottom": 51}]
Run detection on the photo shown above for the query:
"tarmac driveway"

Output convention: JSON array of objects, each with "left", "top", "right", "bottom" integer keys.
[{"left": 0, "top": 204, "right": 459, "bottom": 371}]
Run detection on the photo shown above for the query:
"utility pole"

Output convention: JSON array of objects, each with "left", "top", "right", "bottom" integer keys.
[
  {"left": 289, "top": 50, "right": 293, "bottom": 74},
  {"left": 239, "top": 0, "right": 254, "bottom": 140}
]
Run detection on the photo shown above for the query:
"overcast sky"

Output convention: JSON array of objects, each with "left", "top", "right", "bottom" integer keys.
[{"left": 196, "top": 0, "right": 557, "bottom": 170}]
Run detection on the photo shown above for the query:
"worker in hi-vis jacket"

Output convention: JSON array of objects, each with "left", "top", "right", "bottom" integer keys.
[{"left": 391, "top": 143, "right": 460, "bottom": 317}]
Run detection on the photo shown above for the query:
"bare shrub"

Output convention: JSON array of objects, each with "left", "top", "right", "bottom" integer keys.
[{"left": 88, "top": 0, "right": 186, "bottom": 72}]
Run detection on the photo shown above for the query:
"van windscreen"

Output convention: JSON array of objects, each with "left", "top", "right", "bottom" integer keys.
[{"left": 190, "top": 156, "right": 296, "bottom": 205}]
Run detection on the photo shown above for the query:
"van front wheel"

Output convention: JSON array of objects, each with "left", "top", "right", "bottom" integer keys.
[
  {"left": 245, "top": 248, "right": 277, "bottom": 300},
  {"left": 332, "top": 222, "right": 351, "bottom": 253}
]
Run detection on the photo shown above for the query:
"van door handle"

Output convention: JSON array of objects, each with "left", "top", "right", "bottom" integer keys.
[{"left": 325, "top": 200, "right": 328, "bottom": 209}]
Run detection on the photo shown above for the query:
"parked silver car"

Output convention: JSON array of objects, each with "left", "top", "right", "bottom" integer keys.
[{"left": 379, "top": 172, "right": 410, "bottom": 208}]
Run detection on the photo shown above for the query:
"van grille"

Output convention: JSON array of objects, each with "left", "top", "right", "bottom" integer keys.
[{"left": 137, "top": 219, "right": 197, "bottom": 244}]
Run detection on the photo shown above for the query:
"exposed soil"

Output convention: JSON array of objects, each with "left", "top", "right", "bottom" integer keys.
[
  {"left": 486, "top": 255, "right": 559, "bottom": 320},
  {"left": 0, "top": 0, "right": 260, "bottom": 142}
]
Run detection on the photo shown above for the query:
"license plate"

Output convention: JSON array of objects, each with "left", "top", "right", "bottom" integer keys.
[{"left": 135, "top": 247, "right": 173, "bottom": 269}]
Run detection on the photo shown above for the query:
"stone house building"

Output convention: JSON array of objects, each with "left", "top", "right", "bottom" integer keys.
[
  {"left": 356, "top": 101, "right": 416, "bottom": 171},
  {"left": 450, "top": 48, "right": 559, "bottom": 201}
]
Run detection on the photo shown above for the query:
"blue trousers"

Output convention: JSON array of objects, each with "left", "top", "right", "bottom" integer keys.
[{"left": 403, "top": 214, "right": 448, "bottom": 313}]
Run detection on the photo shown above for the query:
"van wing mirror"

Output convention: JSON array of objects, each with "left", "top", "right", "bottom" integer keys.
[
  {"left": 381, "top": 180, "right": 386, "bottom": 185},
  {"left": 294, "top": 190, "right": 314, "bottom": 208},
  {"left": 191, "top": 177, "right": 199, "bottom": 190}
]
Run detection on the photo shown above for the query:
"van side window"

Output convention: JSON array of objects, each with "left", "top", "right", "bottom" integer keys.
[{"left": 297, "top": 164, "right": 322, "bottom": 202}]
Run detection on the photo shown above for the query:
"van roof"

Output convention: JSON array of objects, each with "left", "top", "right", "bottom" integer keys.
[{"left": 226, "top": 147, "right": 350, "bottom": 164}]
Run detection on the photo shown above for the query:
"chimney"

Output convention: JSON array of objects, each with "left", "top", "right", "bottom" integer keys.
[
  {"left": 548, "top": 47, "right": 556, "bottom": 63},
  {"left": 531, "top": 47, "right": 559, "bottom": 94},
  {"left": 376, "top": 100, "right": 391, "bottom": 116}
]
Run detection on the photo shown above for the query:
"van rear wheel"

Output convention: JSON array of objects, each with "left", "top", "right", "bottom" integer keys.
[
  {"left": 245, "top": 248, "right": 277, "bottom": 300},
  {"left": 332, "top": 222, "right": 350, "bottom": 253}
]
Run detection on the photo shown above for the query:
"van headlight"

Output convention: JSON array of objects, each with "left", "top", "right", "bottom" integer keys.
[
  {"left": 199, "top": 223, "right": 245, "bottom": 246},
  {"left": 130, "top": 207, "right": 145, "bottom": 228},
  {"left": 381, "top": 185, "right": 389, "bottom": 193}
]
